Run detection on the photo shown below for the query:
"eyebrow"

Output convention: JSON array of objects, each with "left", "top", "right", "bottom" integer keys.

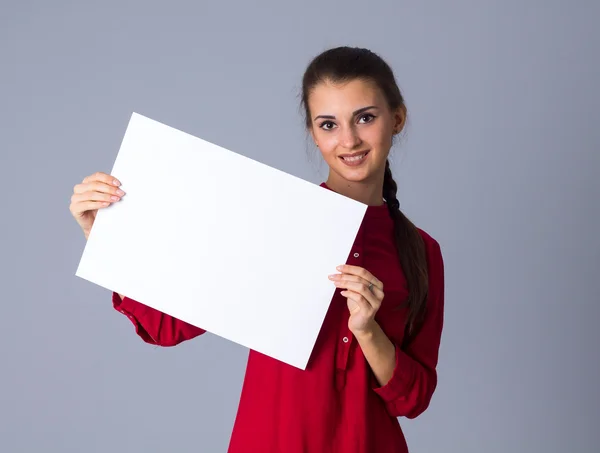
[{"left": 313, "top": 105, "right": 379, "bottom": 121}]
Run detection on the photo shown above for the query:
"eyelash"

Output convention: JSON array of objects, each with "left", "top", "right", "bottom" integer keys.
[{"left": 319, "top": 113, "right": 376, "bottom": 131}]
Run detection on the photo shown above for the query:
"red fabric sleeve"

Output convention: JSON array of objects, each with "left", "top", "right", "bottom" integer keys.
[
  {"left": 372, "top": 236, "right": 445, "bottom": 419},
  {"left": 112, "top": 292, "right": 206, "bottom": 346}
]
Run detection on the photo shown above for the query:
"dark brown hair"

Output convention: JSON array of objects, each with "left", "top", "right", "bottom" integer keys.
[{"left": 300, "top": 46, "right": 429, "bottom": 345}]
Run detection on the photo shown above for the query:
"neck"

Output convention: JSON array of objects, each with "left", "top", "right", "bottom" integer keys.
[{"left": 326, "top": 172, "right": 385, "bottom": 207}]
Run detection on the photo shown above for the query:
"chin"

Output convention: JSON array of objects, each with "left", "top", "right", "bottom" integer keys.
[{"left": 333, "top": 167, "right": 372, "bottom": 184}]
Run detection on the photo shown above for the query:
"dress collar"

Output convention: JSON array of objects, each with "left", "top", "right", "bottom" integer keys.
[{"left": 319, "top": 182, "right": 391, "bottom": 221}]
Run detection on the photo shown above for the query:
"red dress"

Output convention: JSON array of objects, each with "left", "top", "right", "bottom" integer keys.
[{"left": 112, "top": 182, "right": 445, "bottom": 452}]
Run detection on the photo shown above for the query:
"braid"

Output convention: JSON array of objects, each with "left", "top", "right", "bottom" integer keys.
[
  {"left": 383, "top": 159, "right": 429, "bottom": 345},
  {"left": 383, "top": 162, "right": 400, "bottom": 211}
]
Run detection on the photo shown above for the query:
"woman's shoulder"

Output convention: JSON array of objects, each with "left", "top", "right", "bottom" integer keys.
[
  {"left": 416, "top": 226, "right": 444, "bottom": 267},
  {"left": 416, "top": 226, "right": 440, "bottom": 249}
]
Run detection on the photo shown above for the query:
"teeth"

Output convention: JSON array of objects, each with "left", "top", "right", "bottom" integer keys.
[{"left": 342, "top": 153, "right": 366, "bottom": 162}]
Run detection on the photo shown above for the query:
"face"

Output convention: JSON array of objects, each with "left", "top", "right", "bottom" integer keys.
[{"left": 308, "top": 78, "right": 405, "bottom": 185}]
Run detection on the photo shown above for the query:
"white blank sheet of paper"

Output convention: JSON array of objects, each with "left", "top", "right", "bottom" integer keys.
[{"left": 75, "top": 112, "right": 368, "bottom": 370}]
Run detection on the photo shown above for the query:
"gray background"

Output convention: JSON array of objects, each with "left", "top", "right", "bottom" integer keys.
[{"left": 1, "top": 0, "right": 598, "bottom": 452}]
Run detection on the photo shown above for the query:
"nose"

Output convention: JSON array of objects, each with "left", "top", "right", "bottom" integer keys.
[{"left": 339, "top": 125, "right": 362, "bottom": 149}]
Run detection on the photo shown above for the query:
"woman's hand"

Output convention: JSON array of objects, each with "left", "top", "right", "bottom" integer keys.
[
  {"left": 69, "top": 171, "right": 125, "bottom": 239},
  {"left": 328, "top": 264, "right": 385, "bottom": 336}
]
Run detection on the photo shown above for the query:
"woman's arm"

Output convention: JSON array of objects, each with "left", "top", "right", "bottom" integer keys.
[
  {"left": 354, "top": 323, "right": 396, "bottom": 386},
  {"left": 370, "top": 237, "right": 445, "bottom": 419},
  {"left": 113, "top": 292, "right": 206, "bottom": 346},
  {"left": 332, "top": 234, "right": 444, "bottom": 419}
]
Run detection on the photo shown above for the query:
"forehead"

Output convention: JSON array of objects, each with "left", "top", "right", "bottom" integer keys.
[{"left": 308, "top": 79, "right": 385, "bottom": 113}]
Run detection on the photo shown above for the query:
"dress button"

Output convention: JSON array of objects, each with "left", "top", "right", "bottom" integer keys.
[
  {"left": 353, "top": 252, "right": 360, "bottom": 258},
  {"left": 342, "top": 336, "right": 349, "bottom": 343}
]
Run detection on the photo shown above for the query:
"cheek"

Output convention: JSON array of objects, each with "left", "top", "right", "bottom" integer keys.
[
  {"left": 367, "top": 125, "right": 393, "bottom": 149},
  {"left": 316, "top": 135, "right": 339, "bottom": 159}
]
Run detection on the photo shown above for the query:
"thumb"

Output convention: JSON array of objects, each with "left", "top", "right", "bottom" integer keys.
[{"left": 346, "top": 298, "right": 360, "bottom": 315}]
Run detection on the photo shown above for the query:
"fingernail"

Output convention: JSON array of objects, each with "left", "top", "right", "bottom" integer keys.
[
  {"left": 113, "top": 179, "right": 121, "bottom": 186},
  {"left": 111, "top": 196, "right": 119, "bottom": 201},
  {"left": 336, "top": 265, "right": 343, "bottom": 271},
  {"left": 116, "top": 189, "right": 125, "bottom": 196}
]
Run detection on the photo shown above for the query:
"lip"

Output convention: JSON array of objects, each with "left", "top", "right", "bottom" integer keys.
[
  {"left": 338, "top": 150, "right": 370, "bottom": 158},
  {"left": 339, "top": 150, "right": 370, "bottom": 167}
]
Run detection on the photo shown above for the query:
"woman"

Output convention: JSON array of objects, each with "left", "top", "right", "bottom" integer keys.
[{"left": 69, "top": 46, "right": 445, "bottom": 453}]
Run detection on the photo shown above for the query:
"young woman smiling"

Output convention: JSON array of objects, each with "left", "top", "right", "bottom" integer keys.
[{"left": 69, "top": 46, "right": 445, "bottom": 453}]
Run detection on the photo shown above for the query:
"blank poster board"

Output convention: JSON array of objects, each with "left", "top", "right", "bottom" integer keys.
[{"left": 76, "top": 112, "right": 367, "bottom": 370}]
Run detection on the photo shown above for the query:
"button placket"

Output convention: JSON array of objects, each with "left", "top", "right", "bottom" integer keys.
[{"left": 336, "top": 229, "right": 365, "bottom": 373}]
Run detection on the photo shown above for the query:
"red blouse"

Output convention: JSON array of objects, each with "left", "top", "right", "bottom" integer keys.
[{"left": 111, "top": 182, "right": 445, "bottom": 453}]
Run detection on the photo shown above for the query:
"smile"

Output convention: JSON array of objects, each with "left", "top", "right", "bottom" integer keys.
[{"left": 339, "top": 151, "right": 370, "bottom": 166}]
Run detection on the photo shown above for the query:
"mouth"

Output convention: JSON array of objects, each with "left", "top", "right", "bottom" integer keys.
[{"left": 339, "top": 150, "right": 370, "bottom": 166}]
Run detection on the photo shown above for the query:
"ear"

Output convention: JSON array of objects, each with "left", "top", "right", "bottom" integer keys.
[{"left": 392, "top": 104, "right": 407, "bottom": 135}]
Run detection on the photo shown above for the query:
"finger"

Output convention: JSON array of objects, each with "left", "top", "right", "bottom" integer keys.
[
  {"left": 336, "top": 280, "right": 382, "bottom": 310},
  {"left": 330, "top": 273, "right": 378, "bottom": 290},
  {"left": 69, "top": 200, "right": 111, "bottom": 216},
  {"left": 335, "top": 264, "right": 383, "bottom": 291},
  {"left": 341, "top": 290, "right": 372, "bottom": 315},
  {"left": 329, "top": 271, "right": 384, "bottom": 299},
  {"left": 71, "top": 191, "right": 122, "bottom": 204},
  {"left": 82, "top": 171, "right": 121, "bottom": 186},
  {"left": 331, "top": 274, "right": 383, "bottom": 298},
  {"left": 74, "top": 181, "right": 126, "bottom": 197}
]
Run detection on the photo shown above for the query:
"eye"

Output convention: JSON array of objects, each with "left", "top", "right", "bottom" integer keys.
[
  {"left": 358, "top": 113, "right": 376, "bottom": 124},
  {"left": 319, "top": 121, "right": 336, "bottom": 131}
]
